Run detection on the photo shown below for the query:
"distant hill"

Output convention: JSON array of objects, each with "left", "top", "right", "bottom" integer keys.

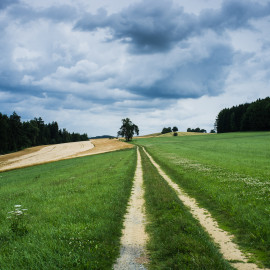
[
  {"left": 137, "top": 132, "right": 211, "bottom": 138},
  {"left": 158, "top": 132, "right": 210, "bottom": 137},
  {"left": 136, "top": 133, "right": 162, "bottom": 138},
  {"left": 90, "top": 135, "right": 115, "bottom": 139}
]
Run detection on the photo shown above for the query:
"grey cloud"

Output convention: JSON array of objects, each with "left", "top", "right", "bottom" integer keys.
[
  {"left": 125, "top": 44, "right": 233, "bottom": 99},
  {"left": 75, "top": 0, "right": 270, "bottom": 54},
  {"left": 8, "top": 4, "right": 79, "bottom": 23},
  {"left": 0, "top": 0, "right": 18, "bottom": 10},
  {"left": 75, "top": 0, "right": 197, "bottom": 53},
  {"left": 199, "top": 0, "right": 270, "bottom": 32},
  {"left": 0, "top": 81, "right": 47, "bottom": 99},
  {"left": 41, "top": 5, "right": 79, "bottom": 22}
]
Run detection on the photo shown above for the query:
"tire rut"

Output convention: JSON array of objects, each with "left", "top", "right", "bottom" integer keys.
[{"left": 142, "top": 147, "right": 266, "bottom": 270}]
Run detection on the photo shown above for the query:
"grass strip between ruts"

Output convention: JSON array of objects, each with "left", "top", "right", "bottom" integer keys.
[
  {"left": 134, "top": 132, "right": 270, "bottom": 268},
  {"left": 140, "top": 147, "right": 234, "bottom": 270}
]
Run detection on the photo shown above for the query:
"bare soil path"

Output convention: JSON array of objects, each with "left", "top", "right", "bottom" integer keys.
[
  {"left": 114, "top": 147, "right": 148, "bottom": 270},
  {"left": 0, "top": 139, "right": 133, "bottom": 172},
  {"left": 143, "top": 147, "right": 266, "bottom": 270}
]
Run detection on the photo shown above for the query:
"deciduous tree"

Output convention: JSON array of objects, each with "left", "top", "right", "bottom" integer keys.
[{"left": 117, "top": 118, "right": 139, "bottom": 141}]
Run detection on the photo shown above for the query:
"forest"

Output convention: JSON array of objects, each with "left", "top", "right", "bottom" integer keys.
[
  {"left": 187, "top": 127, "right": 207, "bottom": 133},
  {"left": 0, "top": 112, "right": 88, "bottom": 154},
  {"left": 215, "top": 97, "right": 270, "bottom": 133}
]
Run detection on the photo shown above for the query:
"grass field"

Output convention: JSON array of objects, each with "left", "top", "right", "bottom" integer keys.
[
  {"left": 134, "top": 132, "right": 270, "bottom": 267},
  {"left": 1, "top": 132, "right": 270, "bottom": 269},
  {"left": 140, "top": 148, "right": 233, "bottom": 269},
  {"left": 0, "top": 148, "right": 136, "bottom": 269}
]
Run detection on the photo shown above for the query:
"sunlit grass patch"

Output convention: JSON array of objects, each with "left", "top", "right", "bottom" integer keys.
[
  {"left": 134, "top": 132, "right": 270, "bottom": 267},
  {"left": 140, "top": 148, "right": 233, "bottom": 269},
  {"left": 0, "top": 148, "right": 136, "bottom": 269}
]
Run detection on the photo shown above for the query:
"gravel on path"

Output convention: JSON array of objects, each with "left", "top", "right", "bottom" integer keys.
[{"left": 114, "top": 147, "right": 148, "bottom": 270}]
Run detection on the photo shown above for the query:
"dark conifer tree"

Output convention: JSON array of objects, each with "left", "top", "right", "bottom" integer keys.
[
  {"left": 0, "top": 112, "right": 89, "bottom": 154},
  {"left": 215, "top": 97, "right": 270, "bottom": 133}
]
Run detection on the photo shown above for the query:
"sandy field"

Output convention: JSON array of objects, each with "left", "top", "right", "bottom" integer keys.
[{"left": 0, "top": 139, "right": 133, "bottom": 172}]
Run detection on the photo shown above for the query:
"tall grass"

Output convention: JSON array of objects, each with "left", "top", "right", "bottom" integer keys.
[
  {"left": 0, "top": 148, "right": 136, "bottom": 269},
  {"left": 134, "top": 132, "right": 270, "bottom": 267},
  {"left": 140, "top": 148, "right": 233, "bottom": 269}
]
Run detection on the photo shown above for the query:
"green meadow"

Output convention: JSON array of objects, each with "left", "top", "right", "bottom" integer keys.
[
  {"left": 134, "top": 132, "right": 270, "bottom": 267},
  {"left": 1, "top": 131, "right": 270, "bottom": 269},
  {"left": 140, "top": 148, "right": 233, "bottom": 269},
  {"left": 0, "top": 148, "right": 136, "bottom": 269}
]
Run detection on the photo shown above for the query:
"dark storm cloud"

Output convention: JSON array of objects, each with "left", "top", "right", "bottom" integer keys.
[
  {"left": 75, "top": 0, "right": 270, "bottom": 54},
  {"left": 75, "top": 0, "right": 197, "bottom": 53}
]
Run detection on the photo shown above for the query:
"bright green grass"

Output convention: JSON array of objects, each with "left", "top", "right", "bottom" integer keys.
[
  {"left": 140, "top": 148, "right": 233, "bottom": 270},
  {"left": 0, "top": 148, "right": 136, "bottom": 269},
  {"left": 134, "top": 132, "right": 270, "bottom": 267}
]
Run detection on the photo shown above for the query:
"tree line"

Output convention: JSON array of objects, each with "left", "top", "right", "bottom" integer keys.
[
  {"left": 187, "top": 127, "right": 211, "bottom": 133},
  {"left": 0, "top": 112, "right": 88, "bottom": 154},
  {"left": 161, "top": 126, "right": 178, "bottom": 134},
  {"left": 215, "top": 97, "right": 270, "bottom": 133}
]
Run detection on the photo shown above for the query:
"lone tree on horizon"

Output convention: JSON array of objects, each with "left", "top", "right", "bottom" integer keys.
[{"left": 117, "top": 118, "right": 139, "bottom": 141}]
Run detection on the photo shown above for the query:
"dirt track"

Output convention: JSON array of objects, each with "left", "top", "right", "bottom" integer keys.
[
  {"left": 143, "top": 147, "right": 262, "bottom": 270},
  {"left": 0, "top": 139, "right": 133, "bottom": 172},
  {"left": 114, "top": 147, "right": 148, "bottom": 270}
]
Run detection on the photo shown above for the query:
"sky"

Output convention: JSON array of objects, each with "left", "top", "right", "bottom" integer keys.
[{"left": 0, "top": 0, "right": 270, "bottom": 136}]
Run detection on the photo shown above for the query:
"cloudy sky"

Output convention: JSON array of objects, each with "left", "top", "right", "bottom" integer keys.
[{"left": 0, "top": 0, "right": 270, "bottom": 136}]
